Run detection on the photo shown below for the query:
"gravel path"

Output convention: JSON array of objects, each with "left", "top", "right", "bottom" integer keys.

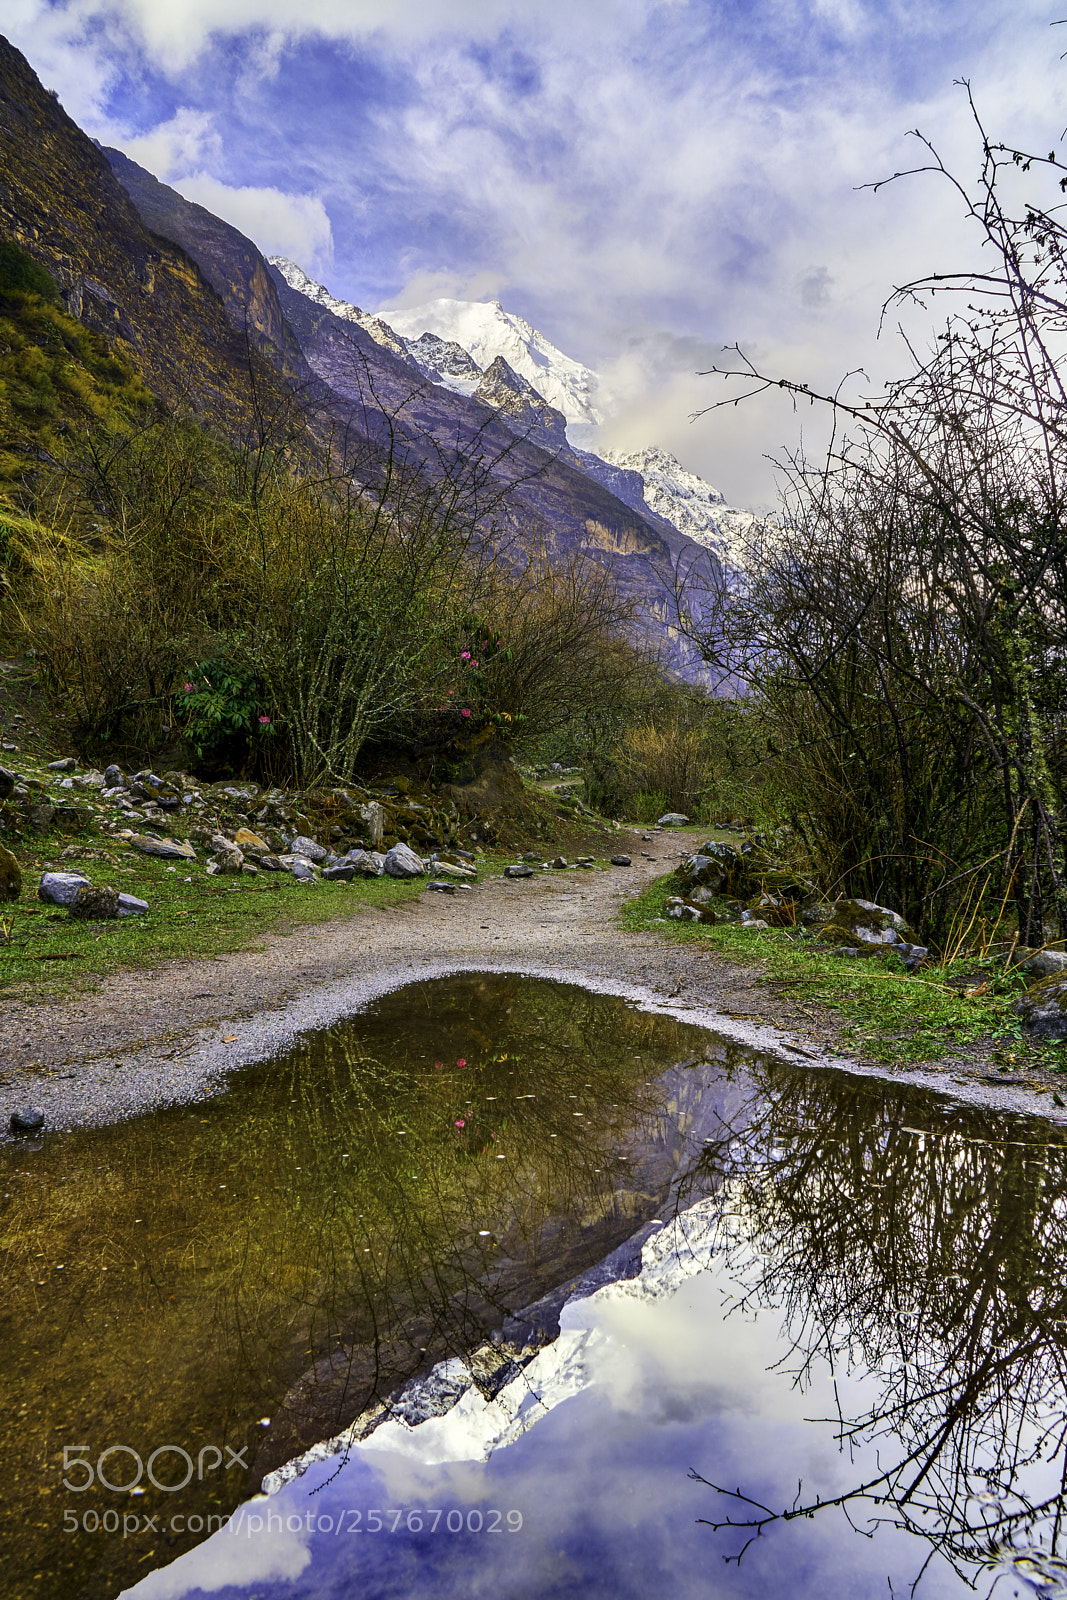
[{"left": 3, "top": 829, "right": 1065, "bottom": 1133}]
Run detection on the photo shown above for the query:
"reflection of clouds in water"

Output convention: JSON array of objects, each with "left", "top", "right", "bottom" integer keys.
[{"left": 122, "top": 1507, "right": 310, "bottom": 1597}]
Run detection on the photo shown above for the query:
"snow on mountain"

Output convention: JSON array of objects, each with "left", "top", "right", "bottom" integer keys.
[
  {"left": 268, "top": 257, "right": 422, "bottom": 371},
  {"left": 376, "top": 297, "right": 603, "bottom": 430},
  {"left": 600, "top": 444, "right": 757, "bottom": 569}
]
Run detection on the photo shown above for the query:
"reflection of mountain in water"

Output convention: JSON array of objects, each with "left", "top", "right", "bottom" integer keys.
[{"left": 259, "top": 1068, "right": 1067, "bottom": 1600}]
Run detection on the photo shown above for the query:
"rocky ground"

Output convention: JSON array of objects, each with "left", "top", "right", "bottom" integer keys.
[{"left": 4, "top": 826, "right": 1066, "bottom": 1136}]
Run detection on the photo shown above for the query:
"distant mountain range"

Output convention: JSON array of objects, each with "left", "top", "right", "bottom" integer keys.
[
  {"left": 271, "top": 260, "right": 756, "bottom": 575},
  {"left": 0, "top": 31, "right": 748, "bottom": 682}
]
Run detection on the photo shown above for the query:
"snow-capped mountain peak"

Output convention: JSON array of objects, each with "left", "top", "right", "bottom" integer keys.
[
  {"left": 268, "top": 257, "right": 418, "bottom": 368},
  {"left": 375, "top": 296, "right": 603, "bottom": 430},
  {"left": 600, "top": 444, "right": 755, "bottom": 569}
]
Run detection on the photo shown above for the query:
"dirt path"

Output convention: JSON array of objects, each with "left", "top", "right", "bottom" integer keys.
[{"left": 3, "top": 829, "right": 1064, "bottom": 1131}]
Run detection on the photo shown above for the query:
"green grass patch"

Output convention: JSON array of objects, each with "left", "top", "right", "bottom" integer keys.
[
  {"left": 0, "top": 839, "right": 463, "bottom": 1000},
  {"left": 619, "top": 875, "right": 1056, "bottom": 1069}
]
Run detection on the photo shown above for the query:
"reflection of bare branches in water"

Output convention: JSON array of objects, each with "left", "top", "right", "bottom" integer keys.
[{"left": 675, "top": 1071, "right": 1067, "bottom": 1594}]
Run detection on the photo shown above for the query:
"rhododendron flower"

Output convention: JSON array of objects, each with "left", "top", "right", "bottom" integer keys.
[
  {"left": 448, "top": 689, "right": 454, "bottom": 696},
  {"left": 461, "top": 651, "right": 471, "bottom": 660},
  {"left": 455, "top": 1118, "right": 466, "bottom": 1129},
  {"left": 184, "top": 682, "right": 193, "bottom": 693},
  {"left": 259, "top": 716, "right": 271, "bottom": 724},
  {"left": 457, "top": 1058, "right": 466, "bottom": 1067},
  {"left": 461, "top": 708, "right": 471, "bottom": 718}
]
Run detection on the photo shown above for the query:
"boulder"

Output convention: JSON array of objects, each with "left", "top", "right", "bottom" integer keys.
[
  {"left": 345, "top": 849, "right": 386, "bottom": 877},
  {"left": 815, "top": 897, "right": 912, "bottom": 946},
  {"left": 234, "top": 828, "right": 270, "bottom": 852},
  {"left": 118, "top": 893, "right": 149, "bottom": 916},
  {"left": 103, "top": 764, "right": 125, "bottom": 788},
  {"left": 277, "top": 853, "right": 318, "bottom": 879},
  {"left": 610, "top": 855, "right": 632, "bottom": 867},
  {"left": 210, "top": 847, "right": 245, "bottom": 875},
  {"left": 38, "top": 870, "right": 91, "bottom": 906},
  {"left": 257, "top": 855, "right": 284, "bottom": 872},
  {"left": 69, "top": 884, "right": 121, "bottom": 919},
  {"left": 384, "top": 843, "right": 425, "bottom": 879},
  {"left": 322, "top": 863, "right": 356, "bottom": 882},
  {"left": 47, "top": 756, "right": 77, "bottom": 772},
  {"left": 428, "top": 859, "right": 476, "bottom": 879},
  {"left": 427, "top": 879, "right": 457, "bottom": 893},
  {"left": 504, "top": 863, "right": 534, "bottom": 879},
  {"left": 1015, "top": 975, "right": 1067, "bottom": 1041},
  {"left": 550, "top": 857, "right": 568, "bottom": 870},
  {"left": 665, "top": 896, "right": 719, "bottom": 925},
  {"left": 0, "top": 843, "right": 21, "bottom": 901},
  {"left": 290, "top": 834, "right": 328, "bottom": 864},
  {"left": 354, "top": 801, "right": 385, "bottom": 851},
  {"left": 657, "top": 812, "right": 690, "bottom": 826},
  {"left": 127, "top": 834, "right": 197, "bottom": 861},
  {"left": 10, "top": 1106, "right": 45, "bottom": 1134},
  {"left": 1020, "top": 949, "right": 1067, "bottom": 980},
  {"left": 0, "top": 765, "right": 15, "bottom": 800}
]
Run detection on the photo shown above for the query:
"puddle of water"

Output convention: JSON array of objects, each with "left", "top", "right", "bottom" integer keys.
[
  {"left": 123, "top": 1043, "right": 1067, "bottom": 1600},
  {"left": 1, "top": 974, "right": 726, "bottom": 1600}
]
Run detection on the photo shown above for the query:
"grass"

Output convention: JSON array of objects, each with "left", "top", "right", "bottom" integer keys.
[
  {"left": 0, "top": 834, "right": 460, "bottom": 1000},
  {"left": 619, "top": 874, "right": 1065, "bottom": 1074}
]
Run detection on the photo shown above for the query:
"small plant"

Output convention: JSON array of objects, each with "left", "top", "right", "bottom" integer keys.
[{"left": 178, "top": 658, "right": 274, "bottom": 763}]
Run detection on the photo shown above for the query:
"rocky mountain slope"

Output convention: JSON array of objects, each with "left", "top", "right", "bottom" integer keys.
[
  {"left": 0, "top": 32, "right": 725, "bottom": 679},
  {"left": 0, "top": 38, "right": 288, "bottom": 427}
]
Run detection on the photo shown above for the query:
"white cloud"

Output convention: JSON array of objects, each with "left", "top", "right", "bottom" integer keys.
[
  {"left": 119, "top": 108, "right": 222, "bottom": 182},
  {"left": 168, "top": 173, "right": 335, "bottom": 275}
]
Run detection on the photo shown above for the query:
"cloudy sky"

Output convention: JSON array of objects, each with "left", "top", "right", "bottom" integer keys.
[{"left": 5, "top": 0, "right": 1065, "bottom": 504}]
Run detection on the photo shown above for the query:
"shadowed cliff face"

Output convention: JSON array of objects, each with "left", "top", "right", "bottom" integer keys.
[
  {"left": 103, "top": 147, "right": 309, "bottom": 385},
  {"left": 0, "top": 35, "right": 291, "bottom": 428}
]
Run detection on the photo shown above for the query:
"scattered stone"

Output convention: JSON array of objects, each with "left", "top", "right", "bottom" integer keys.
[
  {"left": 384, "top": 842, "right": 425, "bottom": 879},
  {"left": 28, "top": 802, "right": 56, "bottom": 833},
  {"left": 0, "top": 843, "right": 21, "bottom": 901},
  {"left": 118, "top": 893, "right": 149, "bottom": 916},
  {"left": 0, "top": 765, "right": 15, "bottom": 800},
  {"left": 656, "top": 812, "right": 690, "bottom": 826},
  {"left": 322, "top": 863, "right": 356, "bottom": 882},
  {"left": 523, "top": 851, "right": 543, "bottom": 861},
  {"left": 210, "top": 847, "right": 245, "bottom": 876},
  {"left": 345, "top": 849, "right": 386, "bottom": 877},
  {"left": 427, "top": 879, "right": 457, "bottom": 893},
  {"left": 287, "top": 858, "right": 318, "bottom": 882},
  {"left": 551, "top": 857, "right": 568, "bottom": 870},
  {"left": 610, "top": 855, "right": 632, "bottom": 867},
  {"left": 353, "top": 801, "right": 385, "bottom": 852},
  {"left": 38, "top": 870, "right": 91, "bottom": 906},
  {"left": 1020, "top": 949, "right": 1067, "bottom": 980},
  {"left": 234, "top": 828, "right": 270, "bottom": 852},
  {"left": 1015, "top": 975, "right": 1067, "bottom": 1041},
  {"left": 814, "top": 897, "right": 912, "bottom": 947},
  {"left": 47, "top": 757, "right": 77, "bottom": 772},
  {"left": 103, "top": 764, "right": 125, "bottom": 788},
  {"left": 10, "top": 1107, "right": 45, "bottom": 1134},
  {"left": 257, "top": 856, "right": 284, "bottom": 872},
  {"left": 126, "top": 834, "right": 197, "bottom": 861},
  {"left": 504, "top": 863, "right": 534, "bottom": 879},
  {"left": 290, "top": 834, "right": 328, "bottom": 864},
  {"left": 666, "top": 897, "right": 703, "bottom": 922},
  {"left": 428, "top": 859, "right": 476, "bottom": 879},
  {"left": 69, "top": 884, "right": 121, "bottom": 919}
]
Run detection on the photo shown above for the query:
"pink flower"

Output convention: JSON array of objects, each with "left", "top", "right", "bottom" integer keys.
[
  {"left": 472, "top": 661, "right": 479, "bottom": 668},
  {"left": 183, "top": 682, "right": 193, "bottom": 693},
  {"left": 457, "top": 1058, "right": 466, "bottom": 1068},
  {"left": 434, "top": 1060, "right": 443, "bottom": 1069},
  {"left": 461, "top": 708, "right": 471, "bottom": 718},
  {"left": 461, "top": 651, "right": 471, "bottom": 661},
  {"left": 259, "top": 716, "right": 271, "bottom": 724},
  {"left": 455, "top": 1118, "right": 466, "bottom": 1129},
  {"left": 448, "top": 689, "right": 454, "bottom": 696}
]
